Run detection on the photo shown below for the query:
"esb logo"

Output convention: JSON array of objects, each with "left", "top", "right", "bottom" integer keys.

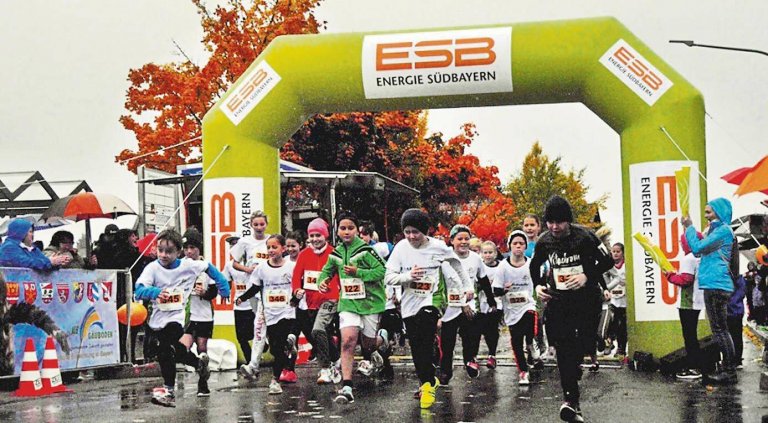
[
  {"left": 220, "top": 61, "right": 281, "bottom": 126},
  {"left": 362, "top": 27, "right": 513, "bottom": 99},
  {"left": 600, "top": 39, "right": 673, "bottom": 106}
]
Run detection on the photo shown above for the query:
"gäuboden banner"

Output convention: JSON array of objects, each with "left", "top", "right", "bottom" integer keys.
[
  {"left": 202, "top": 17, "right": 707, "bottom": 360},
  {"left": 1, "top": 268, "right": 119, "bottom": 377}
]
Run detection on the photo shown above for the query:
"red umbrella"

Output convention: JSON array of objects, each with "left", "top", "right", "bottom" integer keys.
[
  {"left": 721, "top": 157, "right": 768, "bottom": 196},
  {"left": 40, "top": 192, "right": 136, "bottom": 258}
]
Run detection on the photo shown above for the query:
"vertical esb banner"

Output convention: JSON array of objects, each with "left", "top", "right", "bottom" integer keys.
[
  {"left": 629, "top": 161, "right": 701, "bottom": 321},
  {"left": 1, "top": 268, "right": 119, "bottom": 376},
  {"left": 203, "top": 177, "right": 264, "bottom": 319}
]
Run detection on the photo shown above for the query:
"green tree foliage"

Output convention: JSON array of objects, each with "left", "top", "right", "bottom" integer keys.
[{"left": 504, "top": 141, "right": 606, "bottom": 229}]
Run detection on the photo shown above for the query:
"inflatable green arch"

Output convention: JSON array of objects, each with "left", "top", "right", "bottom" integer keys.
[{"left": 202, "top": 17, "right": 708, "bottom": 361}]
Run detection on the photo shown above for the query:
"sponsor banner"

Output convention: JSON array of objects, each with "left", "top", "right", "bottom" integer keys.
[
  {"left": 362, "top": 27, "right": 513, "bottom": 99},
  {"left": 203, "top": 177, "right": 264, "bottom": 317},
  {"left": 1, "top": 268, "right": 120, "bottom": 376},
  {"left": 600, "top": 39, "right": 673, "bottom": 106},
  {"left": 221, "top": 61, "right": 281, "bottom": 126},
  {"left": 629, "top": 161, "right": 701, "bottom": 322}
]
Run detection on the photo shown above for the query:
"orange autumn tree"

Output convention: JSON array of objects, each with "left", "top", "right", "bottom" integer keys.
[
  {"left": 414, "top": 123, "right": 515, "bottom": 248},
  {"left": 116, "top": 0, "right": 325, "bottom": 173}
]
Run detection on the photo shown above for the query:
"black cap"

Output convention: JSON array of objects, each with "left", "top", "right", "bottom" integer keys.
[
  {"left": 543, "top": 195, "right": 574, "bottom": 223},
  {"left": 182, "top": 228, "right": 203, "bottom": 250},
  {"left": 104, "top": 224, "right": 119, "bottom": 235},
  {"left": 225, "top": 236, "right": 240, "bottom": 245},
  {"left": 400, "top": 208, "right": 431, "bottom": 234}
]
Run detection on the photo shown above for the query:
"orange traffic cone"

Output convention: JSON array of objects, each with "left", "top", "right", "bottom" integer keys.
[
  {"left": 13, "top": 338, "right": 44, "bottom": 397},
  {"left": 296, "top": 334, "right": 312, "bottom": 365},
  {"left": 41, "top": 336, "right": 70, "bottom": 394}
]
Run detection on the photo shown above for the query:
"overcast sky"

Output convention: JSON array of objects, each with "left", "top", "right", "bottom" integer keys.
[{"left": 1, "top": 0, "right": 766, "bottom": 244}]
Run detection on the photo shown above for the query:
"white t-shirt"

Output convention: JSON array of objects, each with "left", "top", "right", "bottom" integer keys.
[
  {"left": 385, "top": 284, "right": 402, "bottom": 311},
  {"left": 183, "top": 257, "right": 216, "bottom": 322},
  {"left": 443, "top": 251, "right": 484, "bottom": 322},
  {"left": 604, "top": 263, "right": 627, "bottom": 308},
  {"left": 676, "top": 253, "right": 704, "bottom": 311},
  {"left": 384, "top": 237, "right": 466, "bottom": 319},
  {"left": 481, "top": 261, "right": 503, "bottom": 314},
  {"left": 223, "top": 260, "right": 254, "bottom": 311},
  {"left": 251, "top": 260, "right": 296, "bottom": 326},
  {"left": 493, "top": 257, "right": 535, "bottom": 326},
  {"left": 136, "top": 259, "right": 209, "bottom": 330},
  {"left": 230, "top": 236, "right": 269, "bottom": 269}
]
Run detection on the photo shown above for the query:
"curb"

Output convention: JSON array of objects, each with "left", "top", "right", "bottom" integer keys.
[{"left": 745, "top": 323, "right": 767, "bottom": 365}]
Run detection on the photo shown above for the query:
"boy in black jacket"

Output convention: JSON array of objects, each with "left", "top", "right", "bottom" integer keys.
[{"left": 530, "top": 196, "right": 613, "bottom": 423}]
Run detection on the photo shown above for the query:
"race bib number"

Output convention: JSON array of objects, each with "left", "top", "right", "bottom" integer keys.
[
  {"left": 304, "top": 270, "right": 320, "bottom": 291},
  {"left": 553, "top": 265, "right": 584, "bottom": 290},
  {"left": 235, "top": 283, "right": 248, "bottom": 296},
  {"left": 157, "top": 287, "right": 184, "bottom": 311},
  {"left": 448, "top": 289, "right": 463, "bottom": 307},
  {"left": 611, "top": 285, "right": 626, "bottom": 298},
  {"left": 506, "top": 290, "right": 530, "bottom": 307},
  {"left": 341, "top": 278, "right": 366, "bottom": 300},
  {"left": 265, "top": 289, "right": 290, "bottom": 308},
  {"left": 409, "top": 274, "right": 436, "bottom": 298}
]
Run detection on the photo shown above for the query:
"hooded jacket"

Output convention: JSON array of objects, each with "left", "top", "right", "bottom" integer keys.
[
  {"left": 0, "top": 219, "right": 53, "bottom": 270},
  {"left": 685, "top": 197, "right": 734, "bottom": 292}
]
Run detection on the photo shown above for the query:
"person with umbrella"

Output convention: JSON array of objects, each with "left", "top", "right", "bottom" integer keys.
[{"left": 0, "top": 218, "right": 71, "bottom": 270}]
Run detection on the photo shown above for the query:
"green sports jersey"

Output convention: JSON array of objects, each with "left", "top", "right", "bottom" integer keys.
[{"left": 319, "top": 236, "right": 387, "bottom": 315}]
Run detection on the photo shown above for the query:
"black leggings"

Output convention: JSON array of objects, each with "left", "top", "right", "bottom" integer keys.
[
  {"left": 726, "top": 315, "right": 743, "bottom": 364},
  {"left": 476, "top": 311, "right": 501, "bottom": 356},
  {"left": 293, "top": 308, "right": 316, "bottom": 351},
  {"left": 678, "top": 308, "right": 702, "bottom": 370},
  {"left": 610, "top": 305, "right": 627, "bottom": 353},
  {"left": 439, "top": 313, "right": 478, "bottom": 378},
  {"left": 403, "top": 306, "right": 440, "bottom": 384},
  {"left": 153, "top": 322, "right": 199, "bottom": 388},
  {"left": 235, "top": 309, "right": 256, "bottom": 362},
  {"left": 266, "top": 318, "right": 297, "bottom": 378},
  {"left": 509, "top": 310, "right": 537, "bottom": 372}
]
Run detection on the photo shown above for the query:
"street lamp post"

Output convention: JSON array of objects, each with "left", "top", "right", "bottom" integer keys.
[{"left": 669, "top": 40, "right": 768, "bottom": 57}]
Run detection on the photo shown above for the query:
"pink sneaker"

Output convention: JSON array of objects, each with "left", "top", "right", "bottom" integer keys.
[
  {"left": 279, "top": 369, "right": 298, "bottom": 383},
  {"left": 486, "top": 355, "right": 497, "bottom": 369}
]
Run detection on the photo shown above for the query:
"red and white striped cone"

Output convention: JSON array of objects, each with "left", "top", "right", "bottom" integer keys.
[
  {"left": 13, "top": 338, "right": 44, "bottom": 397},
  {"left": 40, "top": 336, "right": 70, "bottom": 394}
]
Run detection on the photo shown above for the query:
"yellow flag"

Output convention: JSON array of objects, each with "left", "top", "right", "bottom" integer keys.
[
  {"left": 632, "top": 232, "right": 675, "bottom": 272},
  {"left": 675, "top": 166, "right": 691, "bottom": 218}
]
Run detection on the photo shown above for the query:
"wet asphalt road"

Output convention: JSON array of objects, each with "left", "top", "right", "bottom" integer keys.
[{"left": 0, "top": 338, "right": 766, "bottom": 423}]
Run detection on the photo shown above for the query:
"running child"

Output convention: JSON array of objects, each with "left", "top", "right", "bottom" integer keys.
[
  {"left": 135, "top": 229, "right": 231, "bottom": 408},
  {"left": 317, "top": 211, "right": 388, "bottom": 404},
  {"left": 494, "top": 230, "right": 538, "bottom": 385},
  {"left": 284, "top": 230, "right": 308, "bottom": 383},
  {"left": 236, "top": 234, "right": 297, "bottom": 395},
  {"left": 179, "top": 229, "right": 221, "bottom": 397},
  {"left": 231, "top": 211, "right": 270, "bottom": 380},
  {"left": 221, "top": 236, "right": 256, "bottom": 378},
  {"left": 292, "top": 218, "right": 342, "bottom": 385},
  {"left": 604, "top": 243, "right": 627, "bottom": 360},
  {"left": 384, "top": 209, "right": 470, "bottom": 409},
  {"left": 439, "top": 225, "right": 496, "bottom": 383},
  {"left": 479, "top": 240, "right": 503, "bottom": 369}
]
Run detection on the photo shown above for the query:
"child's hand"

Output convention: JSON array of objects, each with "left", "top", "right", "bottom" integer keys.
[
  {"left": 343, "top": 265, "right": 358, "bottom": 276},
  {"left": 158, "top": 289, "right": 170, "bottom": 301}
]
